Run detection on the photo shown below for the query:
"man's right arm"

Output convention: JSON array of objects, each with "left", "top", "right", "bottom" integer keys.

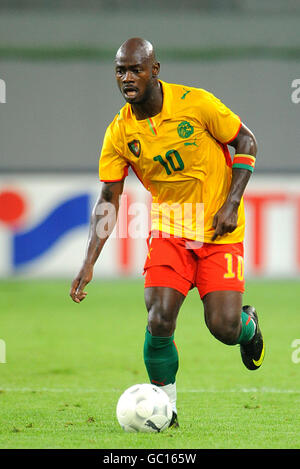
[{"left": 69, "top": 180, "right": 124, "bottom": 303}]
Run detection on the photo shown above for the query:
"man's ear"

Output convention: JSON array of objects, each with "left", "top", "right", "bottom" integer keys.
[{"left": 152, "top": 62, "right": 160, "bottom": 77}]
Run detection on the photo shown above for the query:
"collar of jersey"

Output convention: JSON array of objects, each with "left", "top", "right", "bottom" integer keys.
[{"left": 128, "top": 80, "right": 172, "bottom": 129}]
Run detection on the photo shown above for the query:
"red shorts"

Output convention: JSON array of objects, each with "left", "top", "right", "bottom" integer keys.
[{"left": 144, "top": 236, "right": 245, "bottom": 299}]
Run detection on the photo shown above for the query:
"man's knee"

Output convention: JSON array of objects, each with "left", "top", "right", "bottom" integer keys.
[
  {"left": 145, "top": 287, "right": 184, "bottom": 337},
  {"left": 203, "top": 291, "right": 242, "bottom": 345},
  {"left": 147, "top": 301, "right": 176, "bottom": 337},
  {"left": 205, "top": 308, "right": 241, "bottom": 345}
]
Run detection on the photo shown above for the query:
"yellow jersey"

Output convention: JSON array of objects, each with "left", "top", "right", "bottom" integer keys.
[{"left": 99, "top": 80, "right": 244, "bottom": 243}]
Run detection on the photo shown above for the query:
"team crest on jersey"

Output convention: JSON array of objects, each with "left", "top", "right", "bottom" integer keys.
[
  {"left": 128, "top": 140, "right": 141, "bottom": 158},
  {"left": 177, "top": 121, "right": 194, "bottom": 139}
]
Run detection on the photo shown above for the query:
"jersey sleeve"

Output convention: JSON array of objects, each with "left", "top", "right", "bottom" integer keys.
[
  {"left": 198, "top": 91, "right": 241, "bottom": 144},
  {"left": 99, "top": 124, "right": 129, "bottom": 182}
]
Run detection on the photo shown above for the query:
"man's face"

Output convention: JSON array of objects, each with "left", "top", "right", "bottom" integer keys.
[{"left": 115, "top": 53, "right": 158, "bottom": 104}]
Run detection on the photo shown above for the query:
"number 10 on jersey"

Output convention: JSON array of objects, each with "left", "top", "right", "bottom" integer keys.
[{"left": 153, "top": 150, "right": 185, "bottom": 175}]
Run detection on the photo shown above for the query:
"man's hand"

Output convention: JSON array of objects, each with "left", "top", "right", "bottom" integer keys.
[
  {"left": 70, "top": 264, "right": 94, "bottom": 303},
  {"left": 211, "top": 202, "right": 239, "bottom": 242}
]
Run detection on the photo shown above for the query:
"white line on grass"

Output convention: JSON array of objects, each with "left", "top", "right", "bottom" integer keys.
[
  {"left": 0, "top": 387, "right": 300, "bottom": 394},
  {"left": 181, "top": 388, "right": 300, "bottom": 394}
]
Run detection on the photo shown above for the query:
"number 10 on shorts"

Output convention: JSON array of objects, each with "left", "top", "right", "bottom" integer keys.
[{"left": 224, "top": 253, "right": 244, "bottom": 281}]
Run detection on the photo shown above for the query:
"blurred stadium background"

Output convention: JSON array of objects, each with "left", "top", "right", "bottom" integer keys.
[
  {"left": 0, "top": 0, "right": 300, "bottom": 280},
  {"left": 1, "top": 0, "right": 300, "bottom": 450}
]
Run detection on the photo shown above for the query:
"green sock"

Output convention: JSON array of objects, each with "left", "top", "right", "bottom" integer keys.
[
  {"left": 237, "top": 310, "right": 256, "bottom": 344},
  {"left": 143, "top": 328, "right": 179, "bottom": 386}
]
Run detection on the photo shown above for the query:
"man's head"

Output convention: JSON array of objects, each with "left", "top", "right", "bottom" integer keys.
[{"left": 115, "top": 37, "right": 160, "bottom": 104}]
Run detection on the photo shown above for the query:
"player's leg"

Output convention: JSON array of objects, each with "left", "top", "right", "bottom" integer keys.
[
  {"left": 202, "top": 290, "right": 244, "bottom": 345},
  {"left": 196, "top": 242, "right": 265, "bottom": 370},
  {"left": 142, "top": 237, "right": 196, "bottom": 425},
  {"left": 145, "top": 284, "right": 185, "bottom": 337},
  {"left": 203, "top": 290, "right": 258, "bottom": 347},
  {"left": 202, "top": 290, "right": 265, "bottom": 369},
  {"left": 144, "top": 284, "right": 184, "bottom": 395},
  {"left": 143, "top": 281, "right": 186, "bottom": 424}
]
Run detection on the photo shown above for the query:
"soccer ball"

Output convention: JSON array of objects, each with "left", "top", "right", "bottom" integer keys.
[{"left": 116, "top": 383, "right": 172, "bottom": 433}]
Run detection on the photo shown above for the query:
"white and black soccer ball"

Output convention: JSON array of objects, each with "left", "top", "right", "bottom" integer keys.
[{"left": 116, "top": 383, "right": 172, "bottom": 433}]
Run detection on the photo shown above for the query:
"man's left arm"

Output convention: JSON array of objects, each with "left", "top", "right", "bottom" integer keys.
[{"left": 211, "top": 123, "right": 257, "bottom": 241}]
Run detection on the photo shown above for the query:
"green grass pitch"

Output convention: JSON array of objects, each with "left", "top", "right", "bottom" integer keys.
[{"left": 0, "top": 278, "right": 299, "bottom": 449}]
